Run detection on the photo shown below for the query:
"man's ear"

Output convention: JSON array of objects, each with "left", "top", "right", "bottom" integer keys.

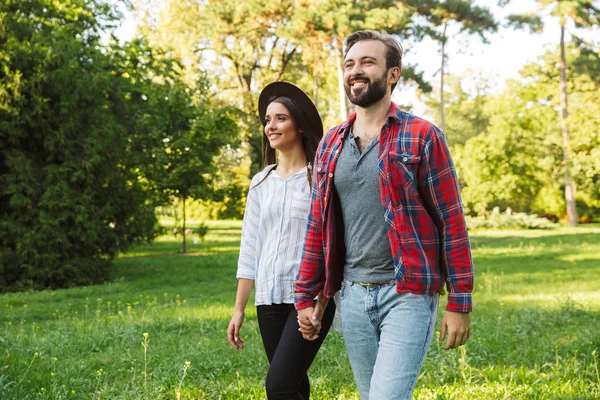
[{"left": 388, "top": 66, "right": 401, "bottom": 85}]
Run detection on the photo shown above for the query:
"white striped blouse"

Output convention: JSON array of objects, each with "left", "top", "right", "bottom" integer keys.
[{"left": 236, "top": 165, "right": 312, "bottom": 306}]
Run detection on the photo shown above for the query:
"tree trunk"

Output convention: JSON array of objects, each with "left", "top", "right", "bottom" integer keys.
[
  {"left": 182, "top": 197, "right": 187, "bottom": 253},
  {"left": 439, "top": 22, "right": 447, "bottom": 133},
  {"left": 559, "top": 23, "right": 578, "bottom": 227},
  {"left": 335, "top": 38, "right": 348, "bottom": 121}
]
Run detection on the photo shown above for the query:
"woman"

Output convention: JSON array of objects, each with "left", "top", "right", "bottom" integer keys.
[{"left": 227, "top": 81, "right": 335, "bottom": 400}]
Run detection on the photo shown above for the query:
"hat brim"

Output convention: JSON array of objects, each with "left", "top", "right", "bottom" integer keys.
[{"left": 258, "top": 81, "right": 323, "bottom": 135}]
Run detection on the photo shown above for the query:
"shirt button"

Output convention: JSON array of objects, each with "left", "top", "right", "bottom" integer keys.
[
  {"left": 335, "top": 149, "right": 340, "bottom": 154},
  {"left": 317, "top": 167, "right": 322, "bottom": 172},
  {"left": 324, "top": 196, "right": 327, "bottom": 202},
  {"left": 402, "top": 157, "right": 408, "bottom": 162},
  {"left": 328, "top": 173, "right": 333, "bottom": 178}
]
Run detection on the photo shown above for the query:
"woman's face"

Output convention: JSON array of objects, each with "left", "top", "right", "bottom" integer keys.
[{"left": 264, "top": 102, "right": 302, "bottom": 152}]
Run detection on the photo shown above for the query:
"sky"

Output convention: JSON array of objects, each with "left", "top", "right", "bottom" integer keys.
[{"left": 110, "top": 0, "right": 599, "bottom": 115}]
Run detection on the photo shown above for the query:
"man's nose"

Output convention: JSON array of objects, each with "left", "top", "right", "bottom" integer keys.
[{"left": 350, "top": 63, "right": 364, "bottom": 76}]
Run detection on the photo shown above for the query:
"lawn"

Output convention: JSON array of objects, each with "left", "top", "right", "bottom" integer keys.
[{"left": 1, "top": 223, "right": 599, "bottom": 399}]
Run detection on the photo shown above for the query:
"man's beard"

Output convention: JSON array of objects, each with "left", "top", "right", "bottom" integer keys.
[{"left": 344, "top": 71, "right": 387, "bottom": 107}]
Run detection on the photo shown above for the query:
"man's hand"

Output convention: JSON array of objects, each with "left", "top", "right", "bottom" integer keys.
[
  {"left": 440, "top": 311, "right": 470, "bottom": 350},
  {"left": 227, "top": 311, "right": 245, "bottom": 350},
  {"left": 297, "top": 306, "right": 321, "bottom": 341}
]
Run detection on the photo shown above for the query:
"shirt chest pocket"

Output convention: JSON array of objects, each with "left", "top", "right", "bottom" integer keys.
[
  {"left": 290, "top": 191, "right": 311, "bottom": 220},
  {"left": 389, "top": 151, "right": 421, "bottom": 191}
]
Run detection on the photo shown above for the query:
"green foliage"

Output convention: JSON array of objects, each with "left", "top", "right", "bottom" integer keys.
[
  {"left": 503, "top": 0, "right": 600, "bottom": 226},
  {"left": 134, "top": 0, "right": 464, "bottom": 177},
  {"left": 454, "top": 91, "right": 553, "bottom": 213},
  {"left": 445, "top": 39, "right": 600, "bottom": 221},
  {"left": 424, "top": 74, "right": 490, "bottom": 146},
  {"left": 0, "top": 0, "right": 157, "bottom": 290},
  {"left": 1, "top": 225, "right": 599, "bottom": 398},
  {"left": 0, "top": 0, "right": 236, "bottom": 290}
]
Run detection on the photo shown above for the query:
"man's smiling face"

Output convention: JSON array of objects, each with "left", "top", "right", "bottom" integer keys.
[{"left": 343, "top": 40, "right": 390, "bottom": 108}]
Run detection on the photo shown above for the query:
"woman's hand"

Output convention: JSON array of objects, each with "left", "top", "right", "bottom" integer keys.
[
  {"left": 297, "top": 306, "right": 320, "bottom": 340},
  {"left": 297, "top": 296, "right": 328, "bottom": 341},
  {"left": 227, "top": 311, "right": 245, "bottom": 350}
]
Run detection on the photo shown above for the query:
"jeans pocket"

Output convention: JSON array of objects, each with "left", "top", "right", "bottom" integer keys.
[{"left": 338, "top": 281, "right": 349, "bottom": 301}]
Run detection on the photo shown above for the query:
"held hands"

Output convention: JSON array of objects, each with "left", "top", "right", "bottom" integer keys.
[
  {"left": 297, "top": 299, "right": 326, "bottom": 341},
  {"left": 227, "top": 311, "right": 245, "bottom": 350},
  {"left": 440, "top": 311, "right": 471, "bottom": 350}
]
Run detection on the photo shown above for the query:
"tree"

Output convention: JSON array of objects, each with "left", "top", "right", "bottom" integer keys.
[
  {"left": 423, "top": 0, "right": 497, "bottom": 132},
  {"left": 0, "top": 0, "right": 235, "bottom": 289},
  {"left": 452, "top": 40, "right": 600, "bottom": 221},
  {"left": 133, "top": 0, "right": 307, "bottom": 175},
  {"left": 289, "top": 0, "right": 436, "bottom": 120},
  {"left": 516, "top": 39, "right": 600, "bottom": 221},
  {"left": 423, "top": 73, "right": 491, "bottom": 147},
  {"left": 503, "top": 0, "right": 600, "bottom": 226},
  {"left": 142, "top": 78, "right": 238, "bottom": 253},
  {"left": 0, "top": 0, "right": 158, "bottom": 289},
  {"left": 455, "top": 90, "right": 555, "bottom": 215},
  {"left": 132, "top": 0, "right": 438, "bottom": 175}
]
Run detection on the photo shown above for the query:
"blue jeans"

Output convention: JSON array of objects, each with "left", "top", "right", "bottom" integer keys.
[{"left": 339, "top": 279, "right": 439, "bottom": 400}]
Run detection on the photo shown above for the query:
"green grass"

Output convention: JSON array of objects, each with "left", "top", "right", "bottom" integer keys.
[{"left": 1, "top": 224, "right": 599, "bottom": 399}]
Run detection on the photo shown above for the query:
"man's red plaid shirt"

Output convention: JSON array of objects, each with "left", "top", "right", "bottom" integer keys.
[{"left": 294, "top": 102, "right": 474, "bottom": 313}]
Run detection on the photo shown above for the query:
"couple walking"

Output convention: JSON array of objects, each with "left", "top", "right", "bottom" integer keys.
[{"left": 228, "top": 30, "right": 473, "bottom": 400}]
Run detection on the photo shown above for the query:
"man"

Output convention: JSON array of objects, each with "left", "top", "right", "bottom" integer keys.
[{"left": 295, "top": 30, "right": 473, "bottom": 399}]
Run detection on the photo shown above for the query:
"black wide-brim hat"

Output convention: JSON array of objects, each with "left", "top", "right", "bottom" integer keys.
[{"left": 258, "top": 81, "right": 323, "bottom": 135}]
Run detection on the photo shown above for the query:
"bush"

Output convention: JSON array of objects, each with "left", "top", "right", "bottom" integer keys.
[{"left": 465, "top": 212, "right": 556, "bottom": 230}]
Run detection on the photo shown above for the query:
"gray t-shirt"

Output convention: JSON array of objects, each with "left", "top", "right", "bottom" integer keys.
[{"left": 333, "top": 129, "right": 395, "bottom": 283}]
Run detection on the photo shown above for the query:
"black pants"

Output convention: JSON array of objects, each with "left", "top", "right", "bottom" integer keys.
[{"left": 256, "top": 301, "right": 336, "bottom": 400}]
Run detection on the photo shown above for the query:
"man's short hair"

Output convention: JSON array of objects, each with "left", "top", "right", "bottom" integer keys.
[{"left": 344, "top": 30, "right": 403, "bottom": 92}]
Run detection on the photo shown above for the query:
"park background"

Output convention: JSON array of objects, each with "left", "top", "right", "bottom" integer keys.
[{"left": 1, "top": 0, "right": 599, "bottom": 399}]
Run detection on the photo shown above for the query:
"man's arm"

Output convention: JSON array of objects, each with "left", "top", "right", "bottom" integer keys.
[
  {"left": 418, "top": 124, "right": 473, "bottom": 313},
  {"left": 418, "top": 125, "right": 473, "bottom": 349}
]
